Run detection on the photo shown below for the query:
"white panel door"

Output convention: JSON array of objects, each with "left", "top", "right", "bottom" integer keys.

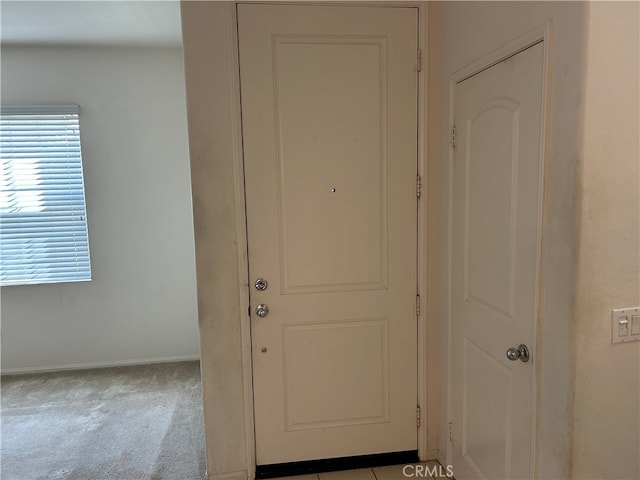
[
  {"left": 451, "top": 43, "right": 545, "bottom": 480},
  {"left": 238, "top": 4, "right": 418, "bottom": 466}
]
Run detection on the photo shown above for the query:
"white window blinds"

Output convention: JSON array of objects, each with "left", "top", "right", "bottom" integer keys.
[{"left": 0, "top": 105, "right": 92, "bottom": 286}]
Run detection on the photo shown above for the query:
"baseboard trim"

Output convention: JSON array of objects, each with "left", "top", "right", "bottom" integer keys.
[
  {"left": 209, "top": 471, "right": 248, "bottom": 480},
  {"left": 1, "top": 354, "right": 200, "bottom": 375}
]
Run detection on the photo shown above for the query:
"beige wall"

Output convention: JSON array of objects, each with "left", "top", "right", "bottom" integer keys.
[
  {"left": 426, "top": 2, "right": 444, "bottom": 463},
  {"left": 180, "top": 3, "right": 250, "bottom": 479},
  {"left": 572, "top": 2, "right": 640, "bottom": 479}
]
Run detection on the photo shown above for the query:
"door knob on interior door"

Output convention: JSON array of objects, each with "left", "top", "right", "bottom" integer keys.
[
  {"left": 506, "top": 344, "right": 530, "bottom": 362},
  {"left": 255, "top": 304, "right": 269, "bottom": 318}
]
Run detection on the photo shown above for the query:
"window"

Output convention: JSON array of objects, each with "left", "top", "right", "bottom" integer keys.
[{"left": 0, "top": 105, "right": 91, "bottom": 286}]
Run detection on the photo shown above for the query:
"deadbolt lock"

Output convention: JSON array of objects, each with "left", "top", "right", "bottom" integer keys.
[{"left": 255, "top": 278, "right": 268, "bottom": 291}]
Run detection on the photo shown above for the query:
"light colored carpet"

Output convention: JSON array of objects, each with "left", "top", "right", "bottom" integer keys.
[{"left": 1, "top": 361, "right": 206, "bottom": 480}]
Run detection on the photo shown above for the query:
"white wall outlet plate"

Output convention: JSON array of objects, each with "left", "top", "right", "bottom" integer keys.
[{"left": 612, "top": 307, "right": 640, "bottom": 344}]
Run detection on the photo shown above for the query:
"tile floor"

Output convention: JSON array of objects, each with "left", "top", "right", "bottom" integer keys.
[{"left": 271, "top": 461, "right": 451, "bottom": 480}]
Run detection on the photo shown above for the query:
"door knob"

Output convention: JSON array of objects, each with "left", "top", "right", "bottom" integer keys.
[
  {"left": 255, "top": 304, "right": 269, "bottom": 318},
  {"left": 506, "top": 344, "right": 530, "bottom": 362}
]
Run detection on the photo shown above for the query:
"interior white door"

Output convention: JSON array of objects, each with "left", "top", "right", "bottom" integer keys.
[
  {"left": 451, "top": 42, "right": 545, "bottom": 480},
  {"left": 238, "top": 4, "right": 418, "bottom": 466}
]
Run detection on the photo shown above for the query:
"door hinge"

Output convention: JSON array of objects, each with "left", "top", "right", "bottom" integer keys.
[
  {"left": 417, "top": 49, "right": 422, "bottom": 73},
  {"left": 450, "top": 125, "right": 456, "bottom": 148},
  {"left": 416, "top": 405, "right": 422, "bottom": 427},
  {"left": 416, "top": 175, "right": 422, "bottom": 199},
  {"left": 448, "top": 421, "right": 453, "bottom": 442},
  {"left": 416, "top": 294, "right": 421, "bottom": 317}
]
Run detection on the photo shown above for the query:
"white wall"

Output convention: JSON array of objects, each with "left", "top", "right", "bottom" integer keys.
[
  {"left": 1, "top": 46, "right": 199, "bottom": 372},
  {"left": 429, "top": 3, "right": 589, "bottom": 478},
  {"left": 573, "top": 3, "right": 640, "bottom": 479}
]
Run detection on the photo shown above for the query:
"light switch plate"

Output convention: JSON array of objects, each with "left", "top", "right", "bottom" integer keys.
[
  {"left": 631, "top": 315, "right": 640, "bottom": 335},
  {"left": 612, "top": 307, "right": 640, "bottom": 344}
]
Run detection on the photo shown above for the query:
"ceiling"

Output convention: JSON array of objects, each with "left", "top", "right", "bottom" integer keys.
[{"left": 0, "top": 1, "right": 183, "bottom": 47}]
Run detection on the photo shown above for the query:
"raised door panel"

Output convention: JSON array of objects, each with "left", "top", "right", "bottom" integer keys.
[{"left": 274, "top": 37, "right": 388, "bottom": 294}]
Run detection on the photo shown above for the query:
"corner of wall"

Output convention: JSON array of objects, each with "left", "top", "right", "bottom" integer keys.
[{"left": 181, "top": 1, "right": 250, "bottom": 477}]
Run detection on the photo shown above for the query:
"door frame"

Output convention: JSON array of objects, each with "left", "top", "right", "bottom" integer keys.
[
  {"left": 226, "top": 2, "right": 432, "bottom": 477},
  {"left": 445, "top": 23, "right": 552, "bottom": 478}
]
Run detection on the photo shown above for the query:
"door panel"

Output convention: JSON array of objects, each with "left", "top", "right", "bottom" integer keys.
[
  {"left": 283, "top": 318, "right": 389, "bottom": 430},
  {"left": 452, "top": 42, "right": 545, "bottom": 480},
  {"left": 274, "top": 37, "right": 388, "bottom": 293},
  {"left": 238, "top": 4, "right": 418, "bottom": 466}
]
